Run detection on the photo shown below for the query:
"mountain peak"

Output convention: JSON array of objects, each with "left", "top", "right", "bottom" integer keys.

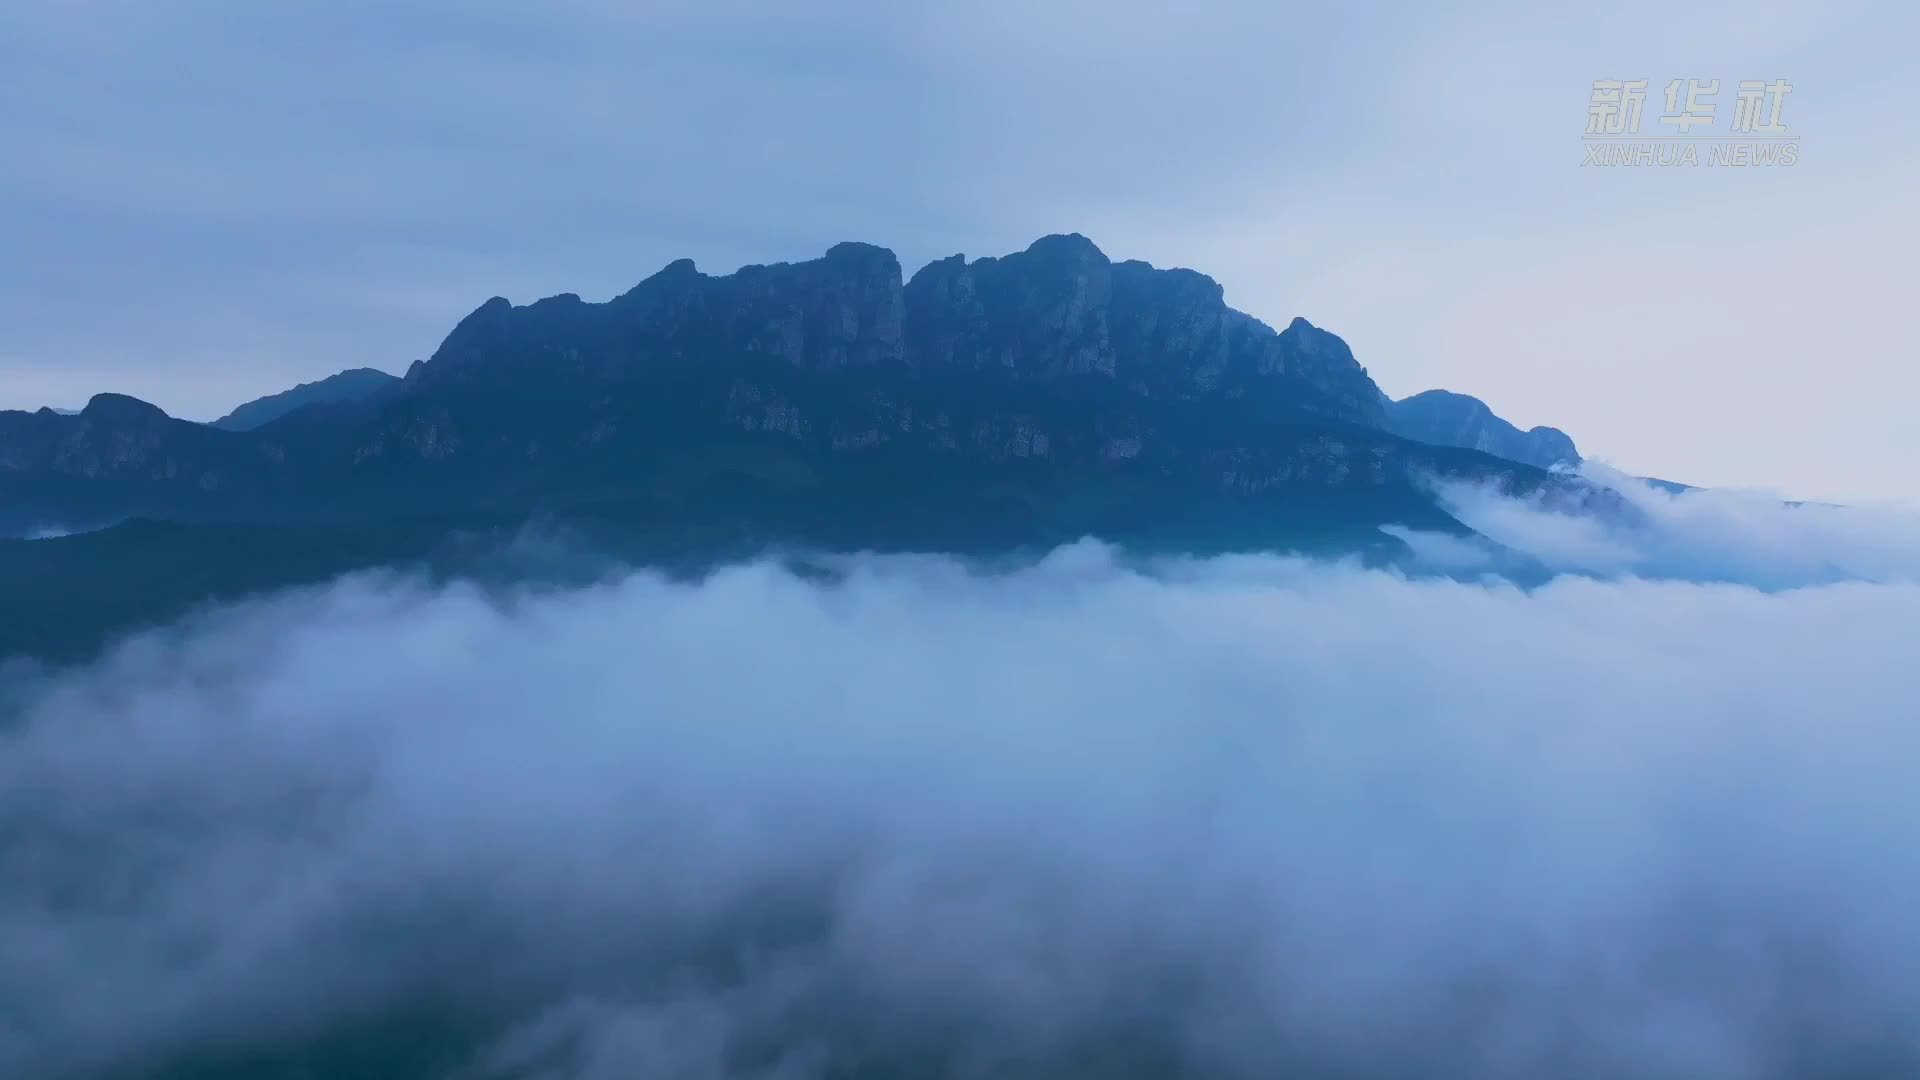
[
  {"left": 1277, "top": 316, "right": 1360, "bottom": 371},
  {"left": 1388, "top": 389, "right": 1579, "bottom": 469},
  {"left": 1021, "top": 232, "right": 1108, "bottom": 265},
  {"left": 658, "top": 257, "right": 699, "bottom": 276},
  {"left": 823, "top": 241, "right": 898, "bottom": 267},
  {"left": 614, "top": 258, "right": 706, "bottom": 305},
  {"left": 81, "top": 393, "right": 169, "bottom": 423},
  {"left": 1400, "top": 388, "right": 1493, "bottom": 419}
]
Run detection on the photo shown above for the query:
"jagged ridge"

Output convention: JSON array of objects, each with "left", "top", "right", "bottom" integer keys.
[{"left": 405, "top": 234, "right": 1385, "bottom": 428}]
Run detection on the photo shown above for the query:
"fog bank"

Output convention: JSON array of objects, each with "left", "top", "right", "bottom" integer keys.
[{"left": 4, "top": 538, "right": 1919, "bottom": 1078}]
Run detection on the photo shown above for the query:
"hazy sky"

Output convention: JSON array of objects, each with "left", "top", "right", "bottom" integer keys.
[{"left": 3, "top": 0, "right": 1915, "bottom": 500}]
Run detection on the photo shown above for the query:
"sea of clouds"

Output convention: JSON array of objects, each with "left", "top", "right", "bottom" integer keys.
[{"left": 3, "top": 474, "right": 1920, "bottom": 1078}]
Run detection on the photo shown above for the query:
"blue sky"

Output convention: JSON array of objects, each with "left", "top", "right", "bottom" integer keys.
[{"left": 3, "top": 0, "right": 1914, "bottom": 499}]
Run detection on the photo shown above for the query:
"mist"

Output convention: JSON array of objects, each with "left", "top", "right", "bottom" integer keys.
[
  {"left": 5, "top": 489, "right": 1920, "bottom": 1077},
  {"left": 1407, "top": 466, "right": 1920, "bottom": 588},
  {"left": 2, "top": 525, "right": 75, "bottom": 541}
]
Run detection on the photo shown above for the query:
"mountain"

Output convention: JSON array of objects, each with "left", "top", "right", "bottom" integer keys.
[
  {"left": 1, "top": 235, "right": 1492, "bottom": 530},
  {"left": 213, "top": 367, "right": 399, "bottom": 431},
  {"left": 0, "top": 394, "right": 287, "bottom": 536},
  {"left": 0, "top": 234, "right": 1588, "bottom": 661},
  {"left": 1387, "top": 389, "right": 1579, "bottom": 470}
]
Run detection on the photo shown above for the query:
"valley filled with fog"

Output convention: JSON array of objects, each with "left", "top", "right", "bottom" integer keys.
[{"left": 5, "top": 476, "right": 1918, "bottom": 1079}]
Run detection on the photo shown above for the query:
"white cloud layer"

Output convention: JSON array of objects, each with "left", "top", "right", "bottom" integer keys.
[
  {"left": 5, "top": 493, "right": 1920, "bottom": 1076},
  {"left": 1405, "top": 466, "right": 1920, "bottom": 588}
]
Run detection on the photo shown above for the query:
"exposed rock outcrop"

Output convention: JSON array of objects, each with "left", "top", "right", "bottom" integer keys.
[{"left": 904, "top": 235, "right": 1384, "bottom": 425}]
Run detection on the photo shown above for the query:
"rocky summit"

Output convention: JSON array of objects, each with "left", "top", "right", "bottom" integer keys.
[
  {"left": 1387, "top": 389, "right": 1579, "bottom": 471},
  {"left": 404, "top": 233, "right": 1384, "bottom": 421}
]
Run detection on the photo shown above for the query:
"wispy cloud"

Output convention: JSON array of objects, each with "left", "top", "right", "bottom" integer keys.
[{"left": 1406, "top": 464, "right": 1920, "bottom": 587}]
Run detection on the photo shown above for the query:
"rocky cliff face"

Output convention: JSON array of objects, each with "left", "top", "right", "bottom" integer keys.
[
  {"left": 412, "top": 234, "right": 1384, "bottom": 425},
  {"left": 1387, "top": 389, "right": 1579, "bottom": 470},
  {"left": 415, "top": 241, "right": 908, "bottom": 388},
  {"left": 905, "top": 234, "right": 1383, "bottom": 424}
]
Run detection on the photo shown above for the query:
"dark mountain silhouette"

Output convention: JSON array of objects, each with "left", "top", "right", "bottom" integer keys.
[
  {"left": 0, "top": 234, "right": 1593, "bottom": 661},
  {"left": 213, "top": 367, "right": 399, "bottom": 431},
  {"left": 1387, "top": 389, "right": 1579, "bottom": 470},
  {"left": 0, "top": 394, "right": 282, "bottom": 536}
]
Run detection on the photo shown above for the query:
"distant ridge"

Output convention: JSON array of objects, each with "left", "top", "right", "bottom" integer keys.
[
  {"left": 213, "top": 367, "right": 399, "bottom": 431},
  {"left": 1386, "top": 389, "right": 1579, "bottom": 470}
]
